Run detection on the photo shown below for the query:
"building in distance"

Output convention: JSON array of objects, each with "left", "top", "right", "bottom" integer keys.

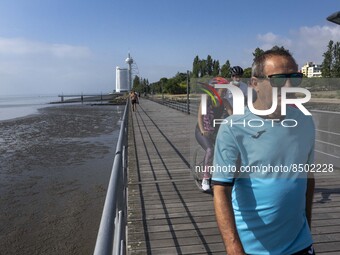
[
  {"left": 116, "top": 67, "right": 129, "bottom": 92},
  {"left": 301, "top": 62, "right": 322, "bottom": 78}
]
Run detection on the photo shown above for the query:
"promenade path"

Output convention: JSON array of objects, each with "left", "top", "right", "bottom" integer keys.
[{"left": 127, "top": 98, "right": 340, "bottom": 255}]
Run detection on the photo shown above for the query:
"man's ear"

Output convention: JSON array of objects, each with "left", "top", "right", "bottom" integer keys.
[{"left": 250, "top": 77, "right": 258, "bottom": 89}]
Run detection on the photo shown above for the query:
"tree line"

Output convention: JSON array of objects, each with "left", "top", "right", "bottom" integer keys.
[
  {"left": 192, "top": 55, "right": 227, "bottom": 78},
  {"left": 192, "top": 55, "right": 253, "bottom": 79},
  {"left": 133, "top": 72, "right": 188, "bottom": 94},
  {"left": 142, "top": 42, "right": 339, "bottom": 94}
]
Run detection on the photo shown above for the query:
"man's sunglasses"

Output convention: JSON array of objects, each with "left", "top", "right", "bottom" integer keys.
[{"left": 256, "top": 73, "right": 303, "bottom": 87}]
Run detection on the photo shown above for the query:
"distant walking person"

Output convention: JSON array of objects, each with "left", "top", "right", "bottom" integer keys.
[
  {"left": 223, "top": 66, "right": 249, "bottom": 116},
  {"left": 130, "top": 90, "right": 138, "bottom": 112},
  {"left": 195, "top": 77, "right": 229, "bottom": 191}
]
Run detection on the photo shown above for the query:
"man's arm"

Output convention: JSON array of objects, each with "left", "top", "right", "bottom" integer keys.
[
  {"left": 306, "top": 172, "right": 315, "bottom": 229},
  {"left": 213, "top": 185, "right": 245, "bottom": 255}
]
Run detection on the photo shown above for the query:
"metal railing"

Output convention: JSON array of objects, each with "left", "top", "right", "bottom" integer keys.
[
  {"left": 94, "top": 100, "right": 129, "bottom": 255},
  {"left": 163, "top": 98, "right": 190, "bottom": 114},
  {"left": 312, "top": 110, "right": 340, "bottom": 168},
  {"left": 147, "top": 95, "right": 200, "bottom": 115}
]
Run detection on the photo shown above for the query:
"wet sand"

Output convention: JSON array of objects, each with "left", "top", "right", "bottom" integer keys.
[{"left": 0, "top": 104, "right": 124, "bottom": 255}]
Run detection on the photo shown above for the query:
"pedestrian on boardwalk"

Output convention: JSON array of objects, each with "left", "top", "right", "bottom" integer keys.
[
  {"left": 195, "top": 77, "right": 229, "bottom": 191},
  {"left": 130, "top": 90, "right": 138, "bottom": 112},
  {"left": 212, "top": 48, "right": 315, "bottom": 255},
  {"left": 223, "top": 66, "right": 249, "bottom": 117}
]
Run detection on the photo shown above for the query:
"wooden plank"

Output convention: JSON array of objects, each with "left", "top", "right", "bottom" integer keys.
[
  {"left": 128, "top": 234, "right": 223, "bottom": 250},
  {"left": 314, "top": 241, "right": 340, "bottom": 253}
]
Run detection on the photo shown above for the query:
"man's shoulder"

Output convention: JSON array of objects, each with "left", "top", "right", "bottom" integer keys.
[{"left": 287, "top": 106, "right": 314, "bottom": 124}]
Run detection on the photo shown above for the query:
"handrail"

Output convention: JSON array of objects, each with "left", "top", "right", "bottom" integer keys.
[
  {"left": 94, "top": 100, "right": 129, "bottom": 255},
  {"left": 147, "top": 95, "right": 197, "bottom": 115}
]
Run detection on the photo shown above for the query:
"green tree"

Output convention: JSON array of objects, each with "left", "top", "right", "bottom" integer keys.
[
  {"left": 206, "top": 55, "right": 213, "bottom": 76},
  {"left": 164, "top": 79, "right": 186, "bottom": 94},
  {"left": 220, "top": 60, "right": 231, "bottom": 78},
  {"left": 252, "top": 47, "right": 264, "bottom": 61},
  {"left": 332, "top": 42, "right": 340, "bottom": 78},
  {"left": 322, "top": 40, "right": 333, "bottom": 78},
  {"left": 200, "top": 59, "right": 207, "bottom": 77},
  {"left": 174, "top": 72, "right": 188, "bottom": 83},
  {"left": 149, "top": 81, "right": 161, "bottom": 94},
  {"left": 212, "top": 60, "right": 220, "bottom": 76},
  {"left": 192, "top": 55, "right": 200, "bottom": 78},
  {"left": 132, "top": 75, "right": 141, "bottom": 92},
  {"left": 271, "top": 45, "right": 291, "bottom": 54},
  {"left": 243, "top": 67, "right": 252, "bottom": 78},
  {"left": 160, "top": 77, "right": 168, "bottom": 92}
]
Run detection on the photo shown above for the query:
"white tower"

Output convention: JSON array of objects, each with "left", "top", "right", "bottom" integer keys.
[
  {"left": 125, "top": 53, "right": 134, "bottom": 91},
  {"left": 115, "top": 67, "right": 128, "bottom": 92}
]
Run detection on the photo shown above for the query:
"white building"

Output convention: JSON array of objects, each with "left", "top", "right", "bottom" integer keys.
[
  {"left": 115, "top": 67, "right": 129, "bottom": 92},
  {"left": 301, "top": 62, "right": 322, "bottom": 78}
]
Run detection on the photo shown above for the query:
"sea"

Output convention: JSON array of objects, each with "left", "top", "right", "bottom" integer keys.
[{"left": 0, "top": 95, "right": 60, "bottom": 121}]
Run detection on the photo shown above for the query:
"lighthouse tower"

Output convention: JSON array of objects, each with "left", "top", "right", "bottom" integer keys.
[{"left": 125, "top": 53, "right": 134, "bottom": 91}]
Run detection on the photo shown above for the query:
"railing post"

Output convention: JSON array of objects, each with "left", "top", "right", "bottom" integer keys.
[
  {"left": 113, "top": 210, "right": 123, "bottom": 255},
  {"left": 161, "top": 81, "right": 164, "bottom": 104},
  {"left": 187, "top": 70, "right": 190, "bottom": 114}
]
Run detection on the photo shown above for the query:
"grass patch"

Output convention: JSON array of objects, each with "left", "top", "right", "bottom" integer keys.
[{"left": 311, "top": 90, "right": 340, "bottom": 99}]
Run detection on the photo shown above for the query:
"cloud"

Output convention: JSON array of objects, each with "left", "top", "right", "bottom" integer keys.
[
  {"left": 255, "top": 25, "right": 340, "bottom": 67},
  {"left": 0, "top": 37, "right": 92, "bottom": 58},
  {"left": 292, "top": 25, "right": 340, "bottom": 65},
  {"left": 0, "top": 37, "right": 115, "bottom": 95},
  {"left": 257, "top": 32, "right": 292, "bottom": 50}
]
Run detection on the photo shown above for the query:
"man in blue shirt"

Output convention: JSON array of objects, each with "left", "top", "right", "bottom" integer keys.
[{"left": 212, "top": 48, "right": 315, "bottom": 255}]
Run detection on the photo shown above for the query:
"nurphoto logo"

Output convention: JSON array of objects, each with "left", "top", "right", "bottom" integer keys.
[{"left": 201, "top": 84, "right": 311, "bottom": 116}]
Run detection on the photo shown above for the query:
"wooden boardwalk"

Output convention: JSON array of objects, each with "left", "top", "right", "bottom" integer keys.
[{"left": 127, "top": 98, "right": 340, "bottom": 255}]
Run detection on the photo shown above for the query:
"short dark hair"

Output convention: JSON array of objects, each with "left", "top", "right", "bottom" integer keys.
[{"left": 252, "top": 48, "right": 298, "bottom": 77}]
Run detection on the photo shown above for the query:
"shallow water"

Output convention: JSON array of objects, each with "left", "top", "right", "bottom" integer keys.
[{"left": 0, "top": 95, "right": 60, "bottom": 121}]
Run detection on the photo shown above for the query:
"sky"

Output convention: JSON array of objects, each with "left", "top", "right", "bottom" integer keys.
[{"left": 0, "top": 0, "right": 340, "bottom": 95}]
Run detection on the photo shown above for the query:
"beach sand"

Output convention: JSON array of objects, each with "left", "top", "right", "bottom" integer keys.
[{"left": 0, "top": 104, "right": 124, "bottom": 255}]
